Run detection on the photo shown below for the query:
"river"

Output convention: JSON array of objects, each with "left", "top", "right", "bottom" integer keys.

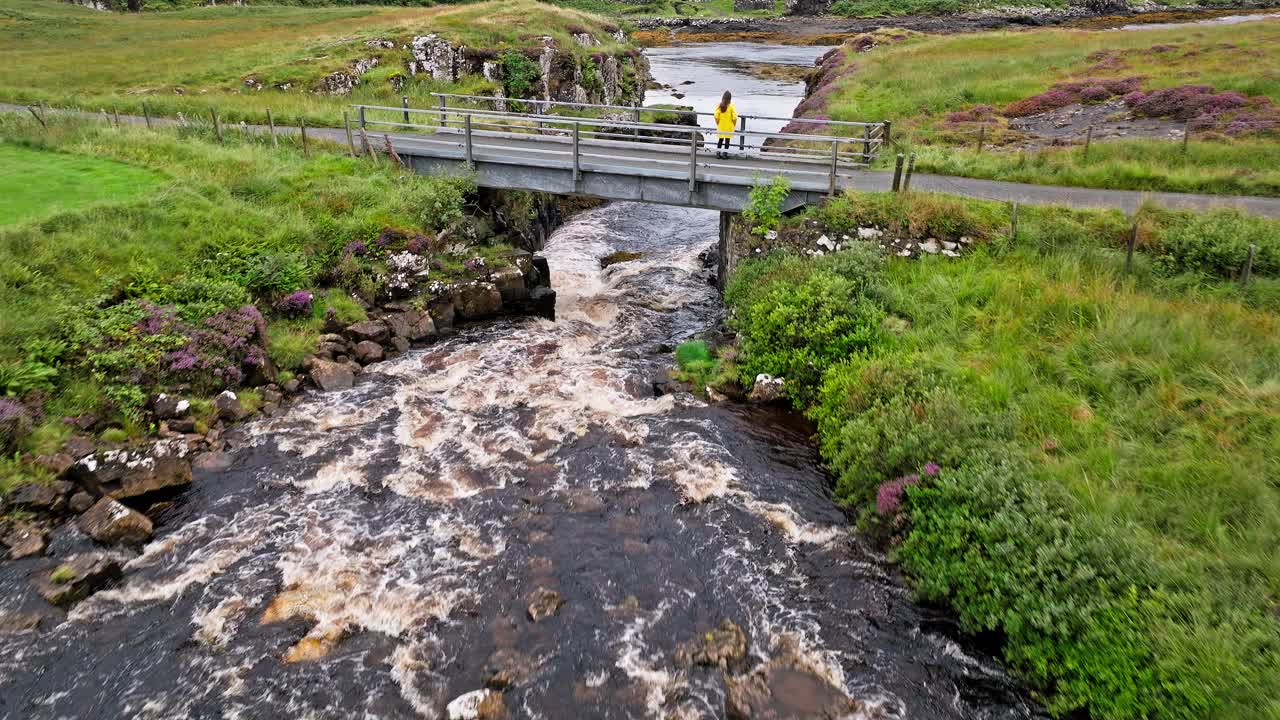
[{"left": 0, "top": 44, "right": 1043, "bottom": 720}]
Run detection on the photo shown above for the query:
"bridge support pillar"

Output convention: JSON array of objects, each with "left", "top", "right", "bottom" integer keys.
[{"left": 717, "top": 211, "right": 739, "bottom": 295}]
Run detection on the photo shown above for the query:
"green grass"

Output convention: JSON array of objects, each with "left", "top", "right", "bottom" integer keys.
[
  {"left": 814, "top": 18, "right": 1280, "bottom": 195},
  {"left": 0, "top": 142, "right": 165, "bottom": 226},
  {"left": 724, "top": 192, "right": 1280, "bottom": 718},
  {"left": 0, "top": 0, "right": 630, "bottom": 127},
  {"left": 550, "top": 0, "right": 784, "bottom": 18}
]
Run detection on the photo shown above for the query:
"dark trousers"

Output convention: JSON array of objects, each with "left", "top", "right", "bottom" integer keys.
[{"left": 716, "top": 137, "right": 731, "bottom": 151}]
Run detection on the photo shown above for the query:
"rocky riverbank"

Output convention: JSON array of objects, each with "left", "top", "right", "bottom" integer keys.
[
  {"left": 631, "top": 2, "right": 1280, "bottom": 44},
  {"left": 0, "top": 190, "right": 580, "bottom": 621}
]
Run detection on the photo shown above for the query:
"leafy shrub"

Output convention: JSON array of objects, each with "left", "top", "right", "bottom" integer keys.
[
  {"left": 409, "top": 176, "right": 472, "bottom": 233},
  {"left": 157, "top": 276, "right": 250, "bottom": 322},
  {"left": 266, "top": 322, "right": 319, "bottom": 372},
  {"left": 742, "top": 175, "right": 791, "bottom": 236},
  {"left": 500, "top": 50, "right": 541, "bottom": 99},
  {"left": 728, "top": 258, "right": 884, "bottom": 404},
  {"left": 814, "top": 191, "right": 998, "bottom": 241},
  {"left": 243, "top": 251, "right": 310, "bottom": 296},
  {"left": 1155, "top": 208, "right": 1279, "bottom": 278},
  {"left": 673, "top": 340, "right": 722, "bottom": 390},
  {"left": 0, "top": 360, "right": 58, "bottom": 397},
  {"left": 811, "top": 358, "right": 998, "bottom": 507},
  {"left": 900, "top": 458, "right": 1211, "bottom": 719}
]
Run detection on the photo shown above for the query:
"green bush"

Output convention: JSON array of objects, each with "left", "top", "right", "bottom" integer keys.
[
  {"left": 727, "top": 255, "right": 884, "bottom": 404},
  {"left": 899, "top": 457, "right": 1205, "bottom": 719},
  {"left": 673, "top": 340, "right": 718, "bottom": 389},
  {"left": 742, "top": 175, "right": 790, "bottom": 236},
  {"left": 500, "top": 50, "right": 542, "bottom": 99},
  {"left": 1155, "top": 208, "right": 1279, "bottom": 279}
]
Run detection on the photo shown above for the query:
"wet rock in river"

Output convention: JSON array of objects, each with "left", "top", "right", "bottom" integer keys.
[
  {"left": 526, "top": 587, "right": 564, "bottom": 622},
  {"left": 484, "top": 648, "right": 536, "bottom": 689},
  {"left": 353, "top": 340, "right": 385, "bottom": 365},
  {"left": 723, "top": 636, "right": 866, "bottom": 720},
  {"left": 747, "top": 374, "right": 786, "bottom": 404},
  {"left": 69, "top": 491, "right": 94, "bottom": 514},
  {"left": 307, "top": 359, "right": 355, "bottom": 392},
  {"left": 33, "top": 552, "right": 123, "bottom": 608},
  {"left": 676, "top": 619, "right": 749, "bottom": 671},
  {"left": 0, "top": 611, "right": 46, "bottom": 634},
  {"left": 2, "top": 521, "right": 47, "bottom": 560},
  {"left": 78, "top": 497, "right": 153, "bottom": 546},
  {"left": 446, "top": 688, "right": 508, "bottom": 720},
  {"left": 455, "top": 282, "right": 504, "bottom": 320},
  {"left": 67, "top": 444, "right": 192, "bottom": 501}
]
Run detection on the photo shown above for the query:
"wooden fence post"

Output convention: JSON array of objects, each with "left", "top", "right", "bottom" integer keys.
[
  {"left": 113, "top": 105, "right": 121, "bottom": 129},
  {"left": 142, "top": 102, "right": 152, "bottom": 130},
  {"left": 402, "top": 96, "right": 410, "bottom": 125},
  {"left": 27, "top": 106, "right": 48, "bottom": 131},
  {"left": 1182, "top": 119, "right": 1190, "bottom": 154},
  {"left": 977, "top": 124, "right": 985, "bottom": 153},
  {"left": 883, "top": 120, "right": 892, "bottom": 147},
  {"left": 1010, "top": 202, "right": 1019, "bottom": 243},
  {"left": 267, "top": 108, "right": 277, "bottom": 148},
  {"left": 212, "top": 109, "right": 223, "bottom": 142},
  {"left": 1083, "top": 125, "right": 1093, "bottom": 160},
  {"left": 1242, "top": 244, "right": 1256, "bottom": 285},
  {"left": 903, "top": 152, "right": 916, "bottom": 192},
  {"left": 862, "top": 125, "right": 871, "bottom": 161},
  {"left": 891, "top": 153, "right": 905, "bottom": 192},
  {"left": 1125, "top": 224, "right": 1137, "bottom": 274},
  {"left": 829, "top": 140, "right": 839, "bottom": 194},
  {"left": 300, "top": 118, "right": 309, "bottom": 158},
  {"left": 344, "top": 111, "right": 356, "bottom": 156}
]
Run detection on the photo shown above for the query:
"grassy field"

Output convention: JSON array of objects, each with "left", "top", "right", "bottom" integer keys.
[
  {"left": 707, "top": 191, "right": 1280, "bottom": 718},
  {"left": 813, "top": 18, "right": 1280, "bottom": 195},
  {"left": 0, "top": 143, "right": 165, "bottom": 226},
  {"left": 0, "top": 0, "right": 628, "bottom": 126},
  {"left": 0, "top": 112, "right": 532, "bottom": 495}
]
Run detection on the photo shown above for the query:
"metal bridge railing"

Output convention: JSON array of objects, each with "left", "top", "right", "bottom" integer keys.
[{"left": 352, "top": 101, "right": 887, "bottom": 194}]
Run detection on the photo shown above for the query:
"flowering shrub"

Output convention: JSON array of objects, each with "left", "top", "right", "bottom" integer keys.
[
  {"left": 166, "top": 305, "right": 269, "bottom": 390},
  {"left": 344, "top": 240, "right": 367, "bottom": 258},
  {"left": 1121, "top": 84, "right": 1277, "bottom": 136},
  {"left": 1080, "top": 85, "right": 1112, "bottom": 103},
  {"left": 945, "top": 105, "right": 997, "bottom": 124},
  {"left": 274, "top": 290, "right": 313, "bottom": 319},
  {"left": 1004, "top": 88, "right": 1077, "bottom": 117},
  {"left": 463, "top": 257, "right": 488, "bottom": 273},
  {"left": 876, "top": 473, "right": 919, "bottom": 515}
]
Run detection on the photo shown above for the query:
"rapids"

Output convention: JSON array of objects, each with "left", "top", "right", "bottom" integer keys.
[{"left": 0, "top": 42, "right": 1045, "bottom": 720}]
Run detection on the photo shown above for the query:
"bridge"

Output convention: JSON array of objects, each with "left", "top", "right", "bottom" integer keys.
[{"left": 351, "top": 96, "right": 889, "bottom": 213}]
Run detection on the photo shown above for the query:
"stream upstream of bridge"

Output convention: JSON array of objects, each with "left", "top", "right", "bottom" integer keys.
[{"left": 0, "top": 44, "right": 1043, "bottom": 719}]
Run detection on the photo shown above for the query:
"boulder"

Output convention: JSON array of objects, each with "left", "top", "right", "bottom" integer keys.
[
  {"left": 747, "top": 374, "right": 786, "bottom": 404},
  {"left": 33, "top": 553, "right": 123, "bottom": 608},
  {"left": 407, "top": 312, "right": 437, "bottom": 342},
  {"left": 353, "top": 341, "right": 385, "bottom": 365},
  {"left": 0, "top": 611, "right": 46, "bottom": 634},
  {"left": 169, "top": 418, "right": 197, "bottom": 434},
  {"left": 282, "top": 378, "right": 302, "bottom": 395},
  {"left": 152, "top": 393, "right": 189, "bottom": 420},
  {"left": 67, "top": 444, "right": 192, "bottom": 501},
  {"left": 391, "top": 337, "right": 410, "bottom": 354},
  {"left": 33, "top": 453, "right": 75, "bottom": 477},
  {"left": 454, "top": 282, "right": 503, "bottom": 320},
  {"left": 445, "top": 689, "right": 507, "bottom": 720},
  {"left": 675, "top": 620, "right": 748, "bottom": 671},
  {"left": 68, "top": 491, "right": 95, "bottom": 514},
  {"left": 9, "top": 483, "right": 65, "bottom": 513},
  {"left": 723, "top": 635, "right": 865, "bottom": 720},
  {"left": 484, "top": 648, "right": 535, "bottom": 689},
  {"left": 490, "top": 265, "right": 526, "bottom": 293},
  {"left": 430, "top": 302, "right": 456, "bottom": 333},
  {"left": 383, "top": 312, "right": 414, "bottom": 340},
  {"left": 308, "top": 360, "right": 355, "bottom": 392},
  {"left": 214, "top": 390, "right": 247, "bottom": 422},
  {"left": 2, "top": 522, "right": 47, "bottom": 560},
  {"left": 261, "top": 387, "right": 283, "bottom": 406},
  {"left": 343, "top": 320, "right": 389, "bottom": 344},
  {"left": 526, "top": 587, "right": 563, "bottom": 622},
  {"left": 78, "top": 497, "right": 153, "bottom": 545}
]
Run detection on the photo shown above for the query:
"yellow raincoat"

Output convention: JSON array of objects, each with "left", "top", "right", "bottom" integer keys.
[{"left": 714, "top": 103, "right": 738, "bottom": 140}]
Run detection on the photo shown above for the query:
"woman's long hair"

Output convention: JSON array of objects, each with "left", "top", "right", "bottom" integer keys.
[{"left": 719, "top": 91, "right": 732, "bottom": 113}]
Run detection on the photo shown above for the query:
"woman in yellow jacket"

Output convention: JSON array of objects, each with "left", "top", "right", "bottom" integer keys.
[{"left": 713, "top": 91, "right": 737, "bottom": 159}]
